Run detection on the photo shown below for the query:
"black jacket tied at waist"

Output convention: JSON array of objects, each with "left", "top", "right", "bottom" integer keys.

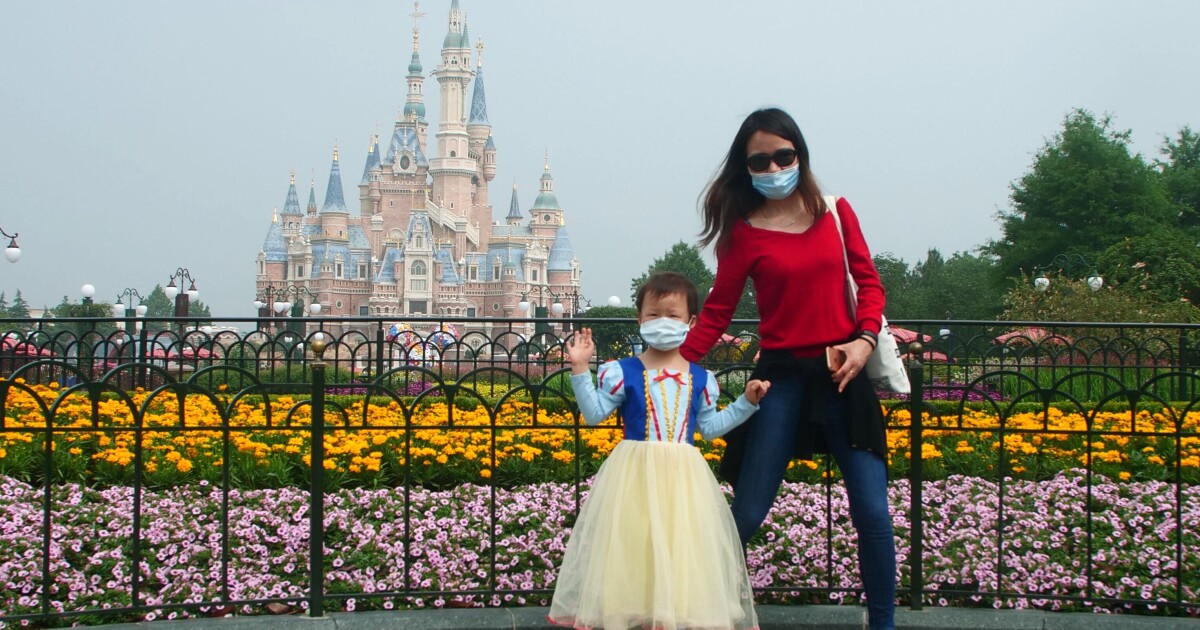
[{"left": 719, "top": 350, "right": 888, "bottom": 485}]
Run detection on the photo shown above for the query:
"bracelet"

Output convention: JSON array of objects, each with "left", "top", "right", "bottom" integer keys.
[{"left": 857, "top": 330, "right": 878, "bottom": 349}]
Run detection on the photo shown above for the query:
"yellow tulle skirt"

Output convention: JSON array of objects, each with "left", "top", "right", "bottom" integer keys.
[{"left": 548, "top": 440, "right": 758, "bottom": 630}]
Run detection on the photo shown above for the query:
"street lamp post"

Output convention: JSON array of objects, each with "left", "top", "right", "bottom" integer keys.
[
  {"left": 256, "top": 283, "right": 319, "bottom": 337},
  {"left": 164, "top": 268, "right": 199, "bottom": 333},
  {"left": 517, "top": 284, "right": 576, "bottom": 335},
  {"left": 1033, "top": 254, "right": 1103, "bottom": 292},
  {"left": 116, "top": 288, "right": 147, "bottom": 334},
  {"left": 1, "top": 227, "right": 20, "bottom": 263}
]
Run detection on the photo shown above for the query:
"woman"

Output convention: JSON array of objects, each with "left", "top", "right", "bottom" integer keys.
[{"left": 679, "top": 107, "right": 896, "bottom": 630}]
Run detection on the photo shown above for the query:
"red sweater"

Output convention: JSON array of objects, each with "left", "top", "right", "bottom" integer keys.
[{"left": 681, "top": 197, "right": 885, "bottom": 361}]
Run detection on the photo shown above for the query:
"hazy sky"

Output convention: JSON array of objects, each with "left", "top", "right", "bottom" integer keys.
[{"left": 2, "top": 0, "right": 1198, "bottom": 321}]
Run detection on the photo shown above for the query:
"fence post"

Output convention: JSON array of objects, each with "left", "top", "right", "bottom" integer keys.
[
  {"left": 906, "top": 346, "right": 926, "bottom": 611},
  {"left": 1178, "top": 328, "right": 1189, "bottom": 402},
  {"left": 308, "top": 335, "right": 328, "bottom": 618},
  {"left": 137, "top": 327, "right": 149, "bottom": 389},
  {"left": 375, "top": 325, "right": 385, "bottom": 380}
]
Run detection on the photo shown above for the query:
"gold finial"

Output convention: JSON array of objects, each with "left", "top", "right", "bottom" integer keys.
[
  {"left": 272, "top": 206, "right": 279, "bottom": 223},
  {"left": 333, "top": 141, "right": 339, "bottom": 162},
  {"left": 544, "top": 150, "right": 550, "bottom": 172},
  {"left": 368, "top": 134, "right": 373, "bottom": 152},
  {"left": 290, "top": 168, "right": 295, "bottom": 185},
  {"left": 411, "top": 2, "right": 426, "bottom": 51},
  {"left": 512, "top": 178, "right": 517, "bottom": 190},
  {"left": 476, "top": 37, "right": 484, "bottom": 67}
]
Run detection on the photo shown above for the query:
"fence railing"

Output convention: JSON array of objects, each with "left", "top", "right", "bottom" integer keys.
[{"left": 0, "top": 316, "right": 1197, "bottom": 623}]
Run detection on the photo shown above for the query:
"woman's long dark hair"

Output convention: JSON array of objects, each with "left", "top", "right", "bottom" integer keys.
[{"left": 698, "top": 107, "right": 826, "bottom": 255}]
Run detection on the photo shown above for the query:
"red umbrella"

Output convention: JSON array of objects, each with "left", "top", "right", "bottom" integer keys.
[
  {"left": 889, "top": 326, "right": 932, "bottom": 344},
  {"left": 994, "top": 327, "right": 1072, "bottom": 346},
  {"left": 917, "top": 350, "right": 949, "bottom": 362},
  {"left": 146, "top": 348, "right": 179, "bottom": 359}
]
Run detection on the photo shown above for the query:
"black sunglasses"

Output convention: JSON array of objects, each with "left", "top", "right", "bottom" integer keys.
[{"left": 746, "top": 148, "right": 798, "bottom": 173}]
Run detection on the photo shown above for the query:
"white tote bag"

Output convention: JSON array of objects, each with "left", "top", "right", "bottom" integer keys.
[{"left": 825, "top": 196, "right": 911, "bottom": 394}]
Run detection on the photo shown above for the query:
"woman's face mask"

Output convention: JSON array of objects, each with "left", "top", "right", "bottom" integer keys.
[{"left": 750, "top": 164, "right": 800, "bottom": 200}]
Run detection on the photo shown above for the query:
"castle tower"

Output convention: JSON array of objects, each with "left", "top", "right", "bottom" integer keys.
[{"left": 429, "top": 0, "right": 476, "bottom": 238}]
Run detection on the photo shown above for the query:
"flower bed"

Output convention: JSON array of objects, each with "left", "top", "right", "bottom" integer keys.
[{"left": 0, "top": 471, "right": 1196, "bottom": 622}]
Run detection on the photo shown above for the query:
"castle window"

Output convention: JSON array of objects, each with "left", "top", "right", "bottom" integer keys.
[
  {"left": 467, "top": 307, "right": 476, "bottom": 317},
  {"left": 415, "top": 235, "right": 423, "bottom": 248},
  {"left": 335, "top": 263, "right": 343, "bottom": 277},
  {"left": 297, "top": 265, "right": 304, "bottom": 278},
  {"left": 410, "top": 300, "right": 427, "bottom": 314},
  {"left": 532, "top": 269, "right": 539, "bottom": 282},
  {"left": 359, "top": 305, "right": 369, "bottom": 316},
  {"left": 257, "top": 261, "right": 264, "bottom": 275},
  {"left": 493, "top": 264, "right": 501, "bottom": 279},
  {"left": 358, "top": 263, "right": 367, "bottom": 278},
  {"left": 450, "top": 151, "right": 456, "bottom": 157},
  {"left": 411, "top": 260, "right": 427, "bottom": 276},
  {"left": 468, "top": 265, "right": 478, "bottom": 281},
  {"left": 411, "top": 279, "right": 427, "bottom": 291}
]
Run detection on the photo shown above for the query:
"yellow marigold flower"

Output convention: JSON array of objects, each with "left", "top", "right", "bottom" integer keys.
[
  {"left": 68, "top": 447, "right": 83, "bottom": 456},
  {"left": 1119, "top": 471, "right": 1132, "bottom": 481},
  {"left": 436, "top": 454, "right": 449, "bottom": 464},
  {"left": 1148, "top": 455, "right": 1166, "bottom": 466},
  {"left": 176, "top": 458, "right": 193, "bottom": 473},
  {"left": 480, "top": 468, "right": 491, "bottom": 478}
]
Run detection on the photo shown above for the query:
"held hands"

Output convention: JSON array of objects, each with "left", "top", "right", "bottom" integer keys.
[
  {"left": 744, "top": 379, "right": 771, "bottom": 405},
  {"left": 566, "top": 327, "right": 596, "bottom": 374},
  {"left": 831, "top": 337, "right": 874, "bottom": 393}
]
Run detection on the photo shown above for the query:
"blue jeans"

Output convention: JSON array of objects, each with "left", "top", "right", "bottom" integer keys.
[{"left": 730, "top": 375, "right": 896, "bottom": 630}]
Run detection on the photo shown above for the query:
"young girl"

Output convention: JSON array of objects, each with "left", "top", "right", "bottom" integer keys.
[{"left": 548, "top": 272, "right": 770, "bottom": 630}]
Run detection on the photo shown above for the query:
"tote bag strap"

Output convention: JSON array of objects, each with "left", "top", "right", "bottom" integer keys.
[{"left": 824, "top": 195, "right": 860, "bottom": 315}]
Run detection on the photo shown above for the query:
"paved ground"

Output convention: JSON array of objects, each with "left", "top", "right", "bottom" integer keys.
[{"left": 97, "top": 604, "right": 1200, "bottom": 630}]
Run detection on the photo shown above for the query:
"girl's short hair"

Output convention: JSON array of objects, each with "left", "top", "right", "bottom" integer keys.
[{"left": 635, "top": 271, "right": 699, "bottom": 318}]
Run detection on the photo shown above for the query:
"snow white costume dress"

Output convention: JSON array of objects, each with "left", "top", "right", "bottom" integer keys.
[{"left": 548, "top": 356, "right": 760, "bottom": 630}]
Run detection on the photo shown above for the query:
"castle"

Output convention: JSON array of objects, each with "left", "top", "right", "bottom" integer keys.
[{"left": 256, "top": 0, "right": 580, "bottom": 337}]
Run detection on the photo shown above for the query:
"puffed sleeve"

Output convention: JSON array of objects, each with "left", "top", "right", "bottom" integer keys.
[
  {"left": 693, "top": 369, "right": 758, "bottom": 440},
  {"left": 569, "top": 360, "right": 626, "bottom": 425}
]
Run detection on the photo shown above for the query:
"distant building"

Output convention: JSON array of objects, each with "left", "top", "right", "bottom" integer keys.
[{"left": 256, "top": 0, "right": 580, "bottom": 336}]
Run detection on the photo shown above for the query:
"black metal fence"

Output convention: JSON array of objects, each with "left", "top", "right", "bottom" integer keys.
[{"left": 0, "top": 316, "right": 1197, "bottom": 623}]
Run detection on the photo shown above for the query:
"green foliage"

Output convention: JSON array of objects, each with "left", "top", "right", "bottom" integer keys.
[
  {"left": 1002, "top": 274, "right": 1200, "bottom": 324},
  {"left": 141, "top": 285, "right": 173, "bottom": 331},
  {"left": 873, "top": 249, "right": 1003, "bottom": 320},
  {"left": 629, "top": 240, "right": 715, "bottom": 304},
  {"left": 1097, "top": 231, "right": 1200, "bottom": 304},
  {"left": 9, "top": 290, "right": 30, "bottom": 319},
  {"left": 578, "top": 305, "right": 639, "bottom": 361},
  {"left": 1158, "top": 126, "right": 1200, "bottom": 233},
  {"left": 987, "top": 109, "right": 1174, "bottom": 284}
]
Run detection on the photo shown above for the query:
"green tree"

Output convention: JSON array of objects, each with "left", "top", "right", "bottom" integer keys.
[
  {"left": 1003, "top": 275, "right": 1199, "bottom": 325},
  {"left": 141, "top": 284, "right": 173, "bottom": 331},
  {"left": 629, "top": 240, "right": 715, "bottom": 304},
  {"left": 9, "top": 290, "right": 31, "bottom": 319},
  {"left": 1159, "top": 126, "right": 1200, "bottom": 234},
  {"left": 0, "top": 292, "right": 9, "bottom": 318},
  {"left": 987, "top": 109, "right": 1174, "bottom": 283},
  {"left": 188, "top": 299, "right": 212, "bottom": 318},
  {"left": 873, "top": 253, "right": 916, "bottom": 317},
  {"left": 1096, "top": 229, "right": 1200, "bottom": 304},
  {"left": 579, "top": 304, "right": 639, "bottom": 361}
]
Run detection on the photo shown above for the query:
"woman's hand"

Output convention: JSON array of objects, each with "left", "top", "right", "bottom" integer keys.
[
  {"left": 566, "top": 327, "right": 595, "bottom": 374},
  {"left": 831, "top": 337, "right": 873, "bottom": 393}
]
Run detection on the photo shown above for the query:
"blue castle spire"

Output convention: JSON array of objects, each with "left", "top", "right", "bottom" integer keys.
[{"left": 321, "top": 145, "right": 348, "bottom": 214}]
